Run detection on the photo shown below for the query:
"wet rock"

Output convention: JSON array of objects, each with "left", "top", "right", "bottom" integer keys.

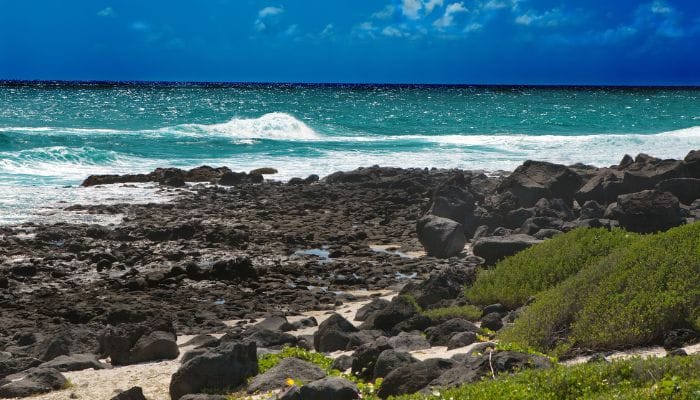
[
  {"left": 169, "top": 341, "right": 258, "bottom": 400},
  {"left": 472, "top": 234, "right": 542, "bottom": 266},
  {"left": 249, "top": 168, "right": 278, "bottom": 175},
  {"left": 299, "top": 377, "right": 359, "bottom": 400},
  {"left": 247, "top": 358, "right": 326, "bottom": 393},
  {"left": 416, "top": 215, "right": 466, "bottom": 259}
]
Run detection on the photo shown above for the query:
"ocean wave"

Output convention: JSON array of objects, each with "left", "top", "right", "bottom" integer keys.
[
  {"left": 0, "top": 112, "right": 321, "bottom": 141},
  {"left": 0, "top": 146, "right": 157, "bottom": 181}
]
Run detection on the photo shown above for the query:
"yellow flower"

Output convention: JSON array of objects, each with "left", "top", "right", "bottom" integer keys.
[{"left": 286, "top": 378, "right": 295, "bottom": 386}]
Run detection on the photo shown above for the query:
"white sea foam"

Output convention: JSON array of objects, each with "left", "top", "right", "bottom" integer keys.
[{"left": 169, "top": 112, "right": 321, "bottom": 140}]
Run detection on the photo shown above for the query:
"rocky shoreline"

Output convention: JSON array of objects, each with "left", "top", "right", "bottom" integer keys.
[{"left": 1, "top": 150, "right": 699, "bottom": 399}]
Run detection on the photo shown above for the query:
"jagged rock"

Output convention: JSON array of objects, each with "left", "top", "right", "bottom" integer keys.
[
  {"left": 0, "top": 368, "right": 67, "bottom": 398},
  {"left": 608, "top": 190, "right": 683, "bottom": 233},
  {"left": 169, "top": 342, "right": 258, "bottom": 400},
  {"left": 472, "top": 234, "right": 542, "bottom": 266},
  {"left": 373, "top": 350, "right": 418, "bottom": 380},
  {"left": 399, "top": 264, "right": 477, "bottom": 309},
  {"left": 497, "top": 161, "right": 583, "bottom": 207},
  {"left": 313, "top": 314, "right": 358, "bottom": 353},
  {"left": 378, "top": 358, "right": 455, "bottom": 398},
  {"left": 656, "top": 178, "right": 700, "bottom": 205},
  {"left": 425, "top": 318, "right": 480, "bottom": 346}
]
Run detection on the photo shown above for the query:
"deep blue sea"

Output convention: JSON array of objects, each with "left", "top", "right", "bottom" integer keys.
[{"left": 1, "top": 83, "right": 699, "bottom": 224}]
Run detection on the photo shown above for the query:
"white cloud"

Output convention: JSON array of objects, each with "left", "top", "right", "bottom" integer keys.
[
  {"left": 372, "top": 5, "right": 396, "bottom": 19},
  {"left": 258, "top": 6, "right": 284, "bottom": 18},
  {"left": 433, "top": 2, "right": 468, "bottom": 28},
  {"left": 284, "top": 24, "right": 299, "bottom": 36},
  {"left": 354, "top": 21, "right": 378, "bottom": 38},
  {"left": 651, "top": 1, "right": 671, "bottom": 15},
  {"left": 382, "top": 26, "right": 406, "bottom": 37},
  {"left": 464, "top": 22, "right": 483, "bottom": 32},
  {"left": 255, "top": 6, "right": 285, "bottom": 33},
  {"left": 515, "top": 8, "right": 566, "bottom": 27},
  {"left": 402, "top": 0, "right": 423, "bottom": 19},
  {"left": 97, "top": 7, "right": 114, "bottom": 17},
  {"left": 424, "top": 0, "right": 445, "bottom": 15},
  {"left": 130, "top": 21, "right": 149, "bottom": 31},
  {"left": 321, "top": 23, "right": 334, "bottom": 36}
]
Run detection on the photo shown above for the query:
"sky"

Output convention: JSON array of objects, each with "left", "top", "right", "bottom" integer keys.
[{"left": 0, "top": 0, "right": 699, "bottom": 85}]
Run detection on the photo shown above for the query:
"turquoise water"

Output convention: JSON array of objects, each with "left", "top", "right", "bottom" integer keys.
[{"left": 1, "top": 83, "right": 699, "bottom": 223}]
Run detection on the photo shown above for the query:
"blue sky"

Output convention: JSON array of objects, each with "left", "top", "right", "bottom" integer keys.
[{"left": 0, "top": 0, "right": 698, "bottom": 84}]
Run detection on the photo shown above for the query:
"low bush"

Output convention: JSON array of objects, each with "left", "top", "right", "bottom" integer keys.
[
  {"left": 393, "top": 355, "right": 700, "bottom": 400},
  {"left": 467, "top": 228, "right": 636, "bottom": 309},
  {"left": 421, "top": 304, "right": 482, "bottom": 322},
  {"left": 501, "top": 222, "right": 700, "bottom": 353}
]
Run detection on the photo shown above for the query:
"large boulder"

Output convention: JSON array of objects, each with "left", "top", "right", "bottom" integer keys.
[
  {"left": 373, "top": 350, "right": 417, "bottom": 380},
  {"left": 472, "top": 234, "right": 542, "bottom": 266},
  {"left": 416, "top": 215, "right": 466, "bottom": 259},
  {"left": 607, "top": 190, "right": 684, "bottom": 233},
  {"left": 299, "top": 377, "right": 359, "bottom": 400},
  {"left": 685, "top": 150, "right": 700, "bottom": 178},
  {"left": 0, "top": 368, "right": 67, "bottom": 398},
  {"left": 354, "top": 299, "right": 390, "bottom": 322},
  {"left": 313, "top": 314, "right": 358, "bottom": 353},
  {"left": 366, "top": 296, "right": 419, "bottom": 332},
  {"left": 575, "top": 169, "right": 627, "bottom": 205},
  {"left": 0, "top": 357, "right": 42, "bottom": 379},
  {"left": 247, "top": 358, "right": 326, "bottom": 393},
  {"left": 169, "top": 342, "right": 258, "bottom": 400},
  {"left": 377, "top": 358, "right": 455, "bottom": 398},
  {"left": 425, "top": 318, "right": 480, "bottom": 346},
  {"left": 428, "top": 175, "right": 476, "bottom": 228},
  {"left": 350, "top": 338, "right": 393, "bottom": 381},
  {"left": 497, "top": 161, "right": 583, "bottom": 207},
  {"left": 99, "top": 318, "right": 179, "bottom": 366},
  {"left": 656, "top": 178, "right": 700, "bottom": 205}
]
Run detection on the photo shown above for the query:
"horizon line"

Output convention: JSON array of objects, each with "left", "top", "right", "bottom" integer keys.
[{"left": 1, "top": 79, "right": 699, "bottom": 89}]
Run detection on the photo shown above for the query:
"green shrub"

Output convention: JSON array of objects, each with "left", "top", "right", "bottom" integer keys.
[
  {"left": 391, "top": 355, "right": 700, "bottom": 400},
  {"left": 502, "top": 222, "right": 700, "bottom": 353},
  {"left": 421, "top": 304, "right": 482, "bottom": 322},
  {"left": 467, "top": 228, "right": 637, "bottom": 309},
  {"left": 257, "top": 346, "right": 334, "bottom": 374}
]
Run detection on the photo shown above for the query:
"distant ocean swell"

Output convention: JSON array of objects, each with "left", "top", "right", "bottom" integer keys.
[{"left": 1, "top": 113, "right": 699, "bottom": 185}]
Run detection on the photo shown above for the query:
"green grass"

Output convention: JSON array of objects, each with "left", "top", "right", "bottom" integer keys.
[
  {"left": 391, "top": 355, "right": 700, "bottom": 400},
  {"left": 467, "top": 228, "right": 637, "bottom": 309},
  {"left": 421, "top": 304, "right": 482, "bottom": 322},
  {"left": 500, "top": 222, "right": 700, "bottom": 354}
]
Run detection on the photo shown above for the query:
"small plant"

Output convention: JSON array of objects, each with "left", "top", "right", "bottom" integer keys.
[
  {"left": 258, "top": 346, "right": 334, "bottom": 374},
  {"left": 421, "top": 304, "right": 482, "bottom": 322}
]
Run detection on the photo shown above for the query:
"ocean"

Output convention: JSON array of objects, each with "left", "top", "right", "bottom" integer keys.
[{"left": 1, "top": 82, "right": 699, "bottom": 224}]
